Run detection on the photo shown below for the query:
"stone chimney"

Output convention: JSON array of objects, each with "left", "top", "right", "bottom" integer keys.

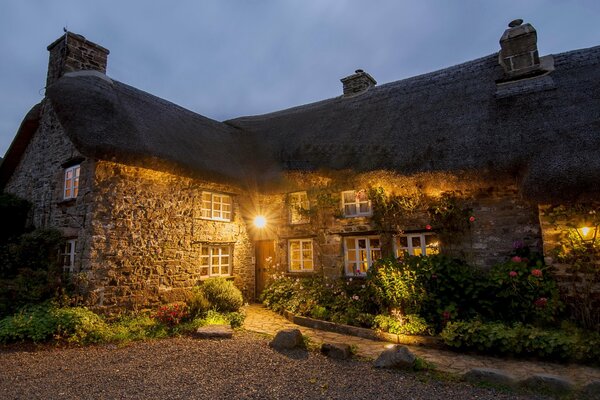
[
  {"left": 46, "top": 32, "right": 110, "bottom": 88},
  {"left": 498, "top": 19, "right": 541, "bottom": 78},
  {"left": 340, "top": 69, "right": 377, "bottom": 97}
]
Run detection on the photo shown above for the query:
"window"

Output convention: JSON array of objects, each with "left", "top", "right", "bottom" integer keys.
[
  {"left": 201, "top": 192, "right": 232, "bottom": 221},
  {"left": 288, "top": 239, "right": 314, "bottom": 272},
  {"left": 289, "top": 191, "right": 310, "bottom": 224},
  {"left": 199, "top": 245, "right": 232, "bottom": 277},
  {"left": 62, "top": 239, "right": 77, "bottom": 273},
  {"left": 344, "top": 236, "right": 381, "bottom": 276},
  {"left": 341, "top": 190, "right": 371, "bottom": 217},
  {"left": 395, "top": 233, "right": 440, "bottom": 258},
  {"left": 63, "top": 165, "right": 80, "bottom": 199}
]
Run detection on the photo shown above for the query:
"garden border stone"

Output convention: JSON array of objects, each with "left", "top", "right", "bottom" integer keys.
[
  {"left": 519, "top": 374, "right": 574, "bottom": 395},
  {"left": 321, "top": 343, "right": 352, "bottom": 360},
  {"left": 282, "top": 310, "right": 444, "bottom": 349},
  {"left": 463, "top": 368, "right": 517, "bottom": 387},
  {"left": 580, "top": 380, "right": 600, "bottom": 400},
  {"left": 194, "top": 325, "right": 233, "bottom": 339}
]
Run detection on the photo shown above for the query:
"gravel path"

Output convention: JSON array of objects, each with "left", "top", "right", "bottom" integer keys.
[{"left": 0, "top": 331, "right": 548, "bottom": 400}]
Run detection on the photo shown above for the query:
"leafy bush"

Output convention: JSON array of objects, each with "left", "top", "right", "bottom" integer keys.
[
  {"left": 441, "top": 320, "right": 600, "bottom": 364},
  {"left": 187, "top": 287, "right": 212, "bottom": 318},
  {"left": 483, "top": 258, "right": 563, "bottom": 325},
  {"left": 373, "top": 313, "right": 430, "bottom": 335},
  {"left": 0, "top": 303, "right": 109, "bottom": 344},
  {"left": 200, "top": 278, "right": 243, "bottom": 312}
]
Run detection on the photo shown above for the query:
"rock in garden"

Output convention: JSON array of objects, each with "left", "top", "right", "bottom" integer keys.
[
  {"left": 580, "top": 380, "right": 600, "bottom": 400},
  {"left": 269, "top": 329, "right": 303, "bottom": 350},
  {"left": 463, "top": 368, "right": 517, "bottom": 387},
  {"left": 321, "top": 343, "right": 351, "bottom": 360},
  {"left": 194, "top": 325, "right": 233, "bottom": 339},
  {"left": 373, "top": 345, "right": 416, "bottom": 369},
  {"left": 519, "top": 374, "right": 574, "bottom": 395}
]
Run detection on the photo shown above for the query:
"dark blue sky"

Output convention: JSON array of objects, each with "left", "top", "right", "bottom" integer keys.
[{"left": 1, "top": 0, "right": 599, "bottom": 156}]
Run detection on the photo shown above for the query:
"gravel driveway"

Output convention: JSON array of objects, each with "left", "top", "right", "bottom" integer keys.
[{"left": 0, "top": 331, "right": 548, "bottom": 400}]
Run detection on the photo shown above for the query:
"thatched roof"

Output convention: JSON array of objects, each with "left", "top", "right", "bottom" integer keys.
[
  {"left": 44, "top": 71, "right": 267, "bottom": 184},
  {"left": 227, "top": 46, "right": 600, "bottom": 202}
]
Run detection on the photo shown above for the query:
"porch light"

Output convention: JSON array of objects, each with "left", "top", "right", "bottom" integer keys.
[
  {"left": 253, "top": 215, "right": 267, "bottom": 228},
  {"left": 576, "top": 225, "right": 598, "bottom": 245}
]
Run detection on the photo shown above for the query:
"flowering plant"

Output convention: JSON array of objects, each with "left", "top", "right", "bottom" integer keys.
[{"left": 153, "top": 302, "right": 189, "bottom": 326}]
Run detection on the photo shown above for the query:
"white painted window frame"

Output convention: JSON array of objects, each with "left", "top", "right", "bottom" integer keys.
[
  {"left": 199, "top": 245, "right": 232, "bottom": 277},
  {"left": 394, "top": 232, "right": 440, "bottom": 258},
  {"left": 288, "top": 239, "right": 314, "bottom": 272},
  {"left": 289, "top": 191, "right": 310, "bottom": 224},
  {"left": 62, "top": 239, "right": 77, "bottom": 273},
  {"left": 63, "top": 165, "right": 80, "bottom": 200},
  {"left": 341, "top": 190, "right": 371, "bottom": 217},
  {"left": 343, "top": 236, "right": 381, "bottom": 276},
  {"left": 200, "top": 192, "right": 232, "bottom": 221}
]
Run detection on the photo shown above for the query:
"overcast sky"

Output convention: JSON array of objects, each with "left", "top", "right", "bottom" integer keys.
[{"left": 1, "top": 0, "right": 599, "bottom": 156}]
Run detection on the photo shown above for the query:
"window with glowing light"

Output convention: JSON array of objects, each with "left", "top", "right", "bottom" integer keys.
[
  {"left": 394, "top": 233, "right": 440, "bottom": 258},
  {"left": 288, "top": 239, "right": 313, "bottom": 272},
  {"left": 201, "top": 192, "right": 232, "bottom": 221},
  {"left": 289, "top": 191, "right": 310, "bottom": 224},
  {"left": 341, "top": 190, "right": 371, "bottom": 217},
  {"left": 344, "top": 236, "right": 381, "bottom": 276},
  {"left": 62, "top": 239, "right": 77, "bottom": 273},
  {"left": 199, "top": 245, "right": 232, "bottom": 277},
  {"left": 63, "top": 165, "right": 80, "bottom": 200}
]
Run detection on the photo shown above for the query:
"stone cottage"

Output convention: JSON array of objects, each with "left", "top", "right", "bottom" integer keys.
[{"left": 1, "top": 20, "right": 598, "bottom": 312}]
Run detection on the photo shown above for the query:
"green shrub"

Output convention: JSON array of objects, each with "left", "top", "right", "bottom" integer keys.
[
  {"left": 0, "top": 303, "right": 110, "bottom": 344},
  {"left": 441, "top": 320, "right": 600, "bottom": 364},
  {"left": 200, "top": 278, "right": 243, "bottom": 312},
  {"left": 186, "top": 287, "right": 211, "bottom": 318},
  {"left": 373, "top": 313, "right": 430, "bottom": 335}
]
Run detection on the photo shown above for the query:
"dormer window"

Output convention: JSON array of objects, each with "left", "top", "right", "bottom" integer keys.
[
  {"left": 341, "top": 190, "right": 371, "bottom": 217},
  {"left": 201, "top": 192, "right": 232, "bottom": 221},
  {"left": 63, "top": 165, "right": 80, "bottom": 200},
  {"left": 289, "top": 191, "right": 310, "bottom": 224}
]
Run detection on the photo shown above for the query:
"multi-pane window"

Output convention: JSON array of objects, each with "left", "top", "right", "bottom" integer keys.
[
  {"left": 344, "top": 236, "right": 381, "bottom": 276},
  {"left": 341, "top": 190, "right": 371, "bottom": 217},
  {"left": 289, "top": 191, "right": 310, "bottom": 224},
  {"left": 395, "top": 233, "right": 440, "bottom": 258},
  {"left": 288, "top": 239, "right": 314, "bottom": 272},
  {"left": 201, "top": 192, "right": 232, "bottom": 221},
  {"left": 199, "top": 245, "right": 232, "bottom": 277},
  {"left": 62, "top": 239, "right": 77, "bottom": 273},
  {"left": 63, "top": 165, "right": 80, "bottom": 200}
]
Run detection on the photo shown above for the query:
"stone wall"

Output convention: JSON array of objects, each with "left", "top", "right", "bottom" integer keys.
[
  {"left": 87, "top": 161, "right": 254, "bottom": 311},
  {"left": 4, "top": 99, "right": 95, "bottom": 270},
  {"left": 258, "top": 170, "right": 542, "bottom": 280}
]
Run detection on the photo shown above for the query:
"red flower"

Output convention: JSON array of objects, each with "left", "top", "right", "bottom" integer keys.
[
  {"left": 509, "top": 271, "right": 518, "bottom": 277},
  {"left": 531, "top": 269, "right": 543, "bottom": 278},
  {"left": 442, "top": 311, "right": 451, "bottom": 320},
  {"left": 431, "top": 274, "right": 438, "bottom": 280},
  {"left": 511, "top": 256, "right": 522, "bottom": 263},
  {"left": 425, "top": 224, "right": 432, "bottom": 230},
  {"left": 534, "top": 297, "right": 548, "bottom": 308},
  {"left": 469, "top": 216, "right": 476, "bottom": 222}
]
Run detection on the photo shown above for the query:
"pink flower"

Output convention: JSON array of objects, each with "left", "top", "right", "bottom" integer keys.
[
  {"left": 534, "top": 297, "right": 548, "bottom": 308},
  {"left": 469, "top": 216, "right": 476, "bottom": 222},
  {"left": 431, "top": 274, "right": 438, "bottom": 280},
  {"left": 509, "top": 271, "right": 518, "bottom": 277},
  {"left": 531, "top": 269, "right": 543, "bottom": 278},
  {"left": 425, "top": 224, "right": 432, "bottom": 230},
  {"left": 511, "top": 256, "right": 522, "bottom": 263},
  {"left": 442, "top": 311, "right": 451, "bottom": 320}
]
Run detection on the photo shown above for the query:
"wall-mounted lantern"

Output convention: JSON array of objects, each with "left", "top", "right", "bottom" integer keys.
[{"left": 575, "top": 224, "right": 598, "bottom": 245}]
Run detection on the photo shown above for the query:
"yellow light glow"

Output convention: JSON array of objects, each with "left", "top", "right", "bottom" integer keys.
[
  {"left": 253, "top": 215, "right": 267, "bottom": 228},
  {"left": 579, "top": 226, "right": 591, "bottom": 239}
]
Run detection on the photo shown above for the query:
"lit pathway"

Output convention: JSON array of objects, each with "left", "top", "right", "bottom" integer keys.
[{"left": 243, "top": 304, "right": 600, "bottom": 387}]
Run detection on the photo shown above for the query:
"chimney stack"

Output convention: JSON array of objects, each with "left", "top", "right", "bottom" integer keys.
[
  {"left": 340, "top": 69, "right": 376, "bottom": 97},
  {"left": 46, "top": 32, "right": 110, "bottom": 88},
  {"left": 498, "top": 19, "right": 541, "bottom": 78}
]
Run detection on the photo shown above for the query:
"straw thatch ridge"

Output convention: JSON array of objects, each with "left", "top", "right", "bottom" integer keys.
[{"left": 226, "top": 46, "right": 600, "bottom": 202}]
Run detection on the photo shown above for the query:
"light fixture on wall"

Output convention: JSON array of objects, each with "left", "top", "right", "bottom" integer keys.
[
  {"left": 253, "top": 215, "right": 267, "bottom": 228},
  {"left": 575, "top": 224, "right": 598, "bottom": 245}
]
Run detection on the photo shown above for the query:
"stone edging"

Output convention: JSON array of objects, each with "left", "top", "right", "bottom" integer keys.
[{"left": 282, "top": 310, "right": 445, "bottom": 349}]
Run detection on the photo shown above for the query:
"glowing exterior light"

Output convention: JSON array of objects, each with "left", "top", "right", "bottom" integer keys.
[
  {"left": 576, "top": 225, "right": 597, "bottom": 244},
  {"left": 254, "top": 215, "right": 267, "bottom": 228},
  {"left": 580, "top": 227, "right": 590, "bottom": 238}
]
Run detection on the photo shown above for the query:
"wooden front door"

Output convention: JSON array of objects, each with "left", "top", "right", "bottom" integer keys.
[{"left": 255, "top": 240, "right": 276, "bottom": 299}]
